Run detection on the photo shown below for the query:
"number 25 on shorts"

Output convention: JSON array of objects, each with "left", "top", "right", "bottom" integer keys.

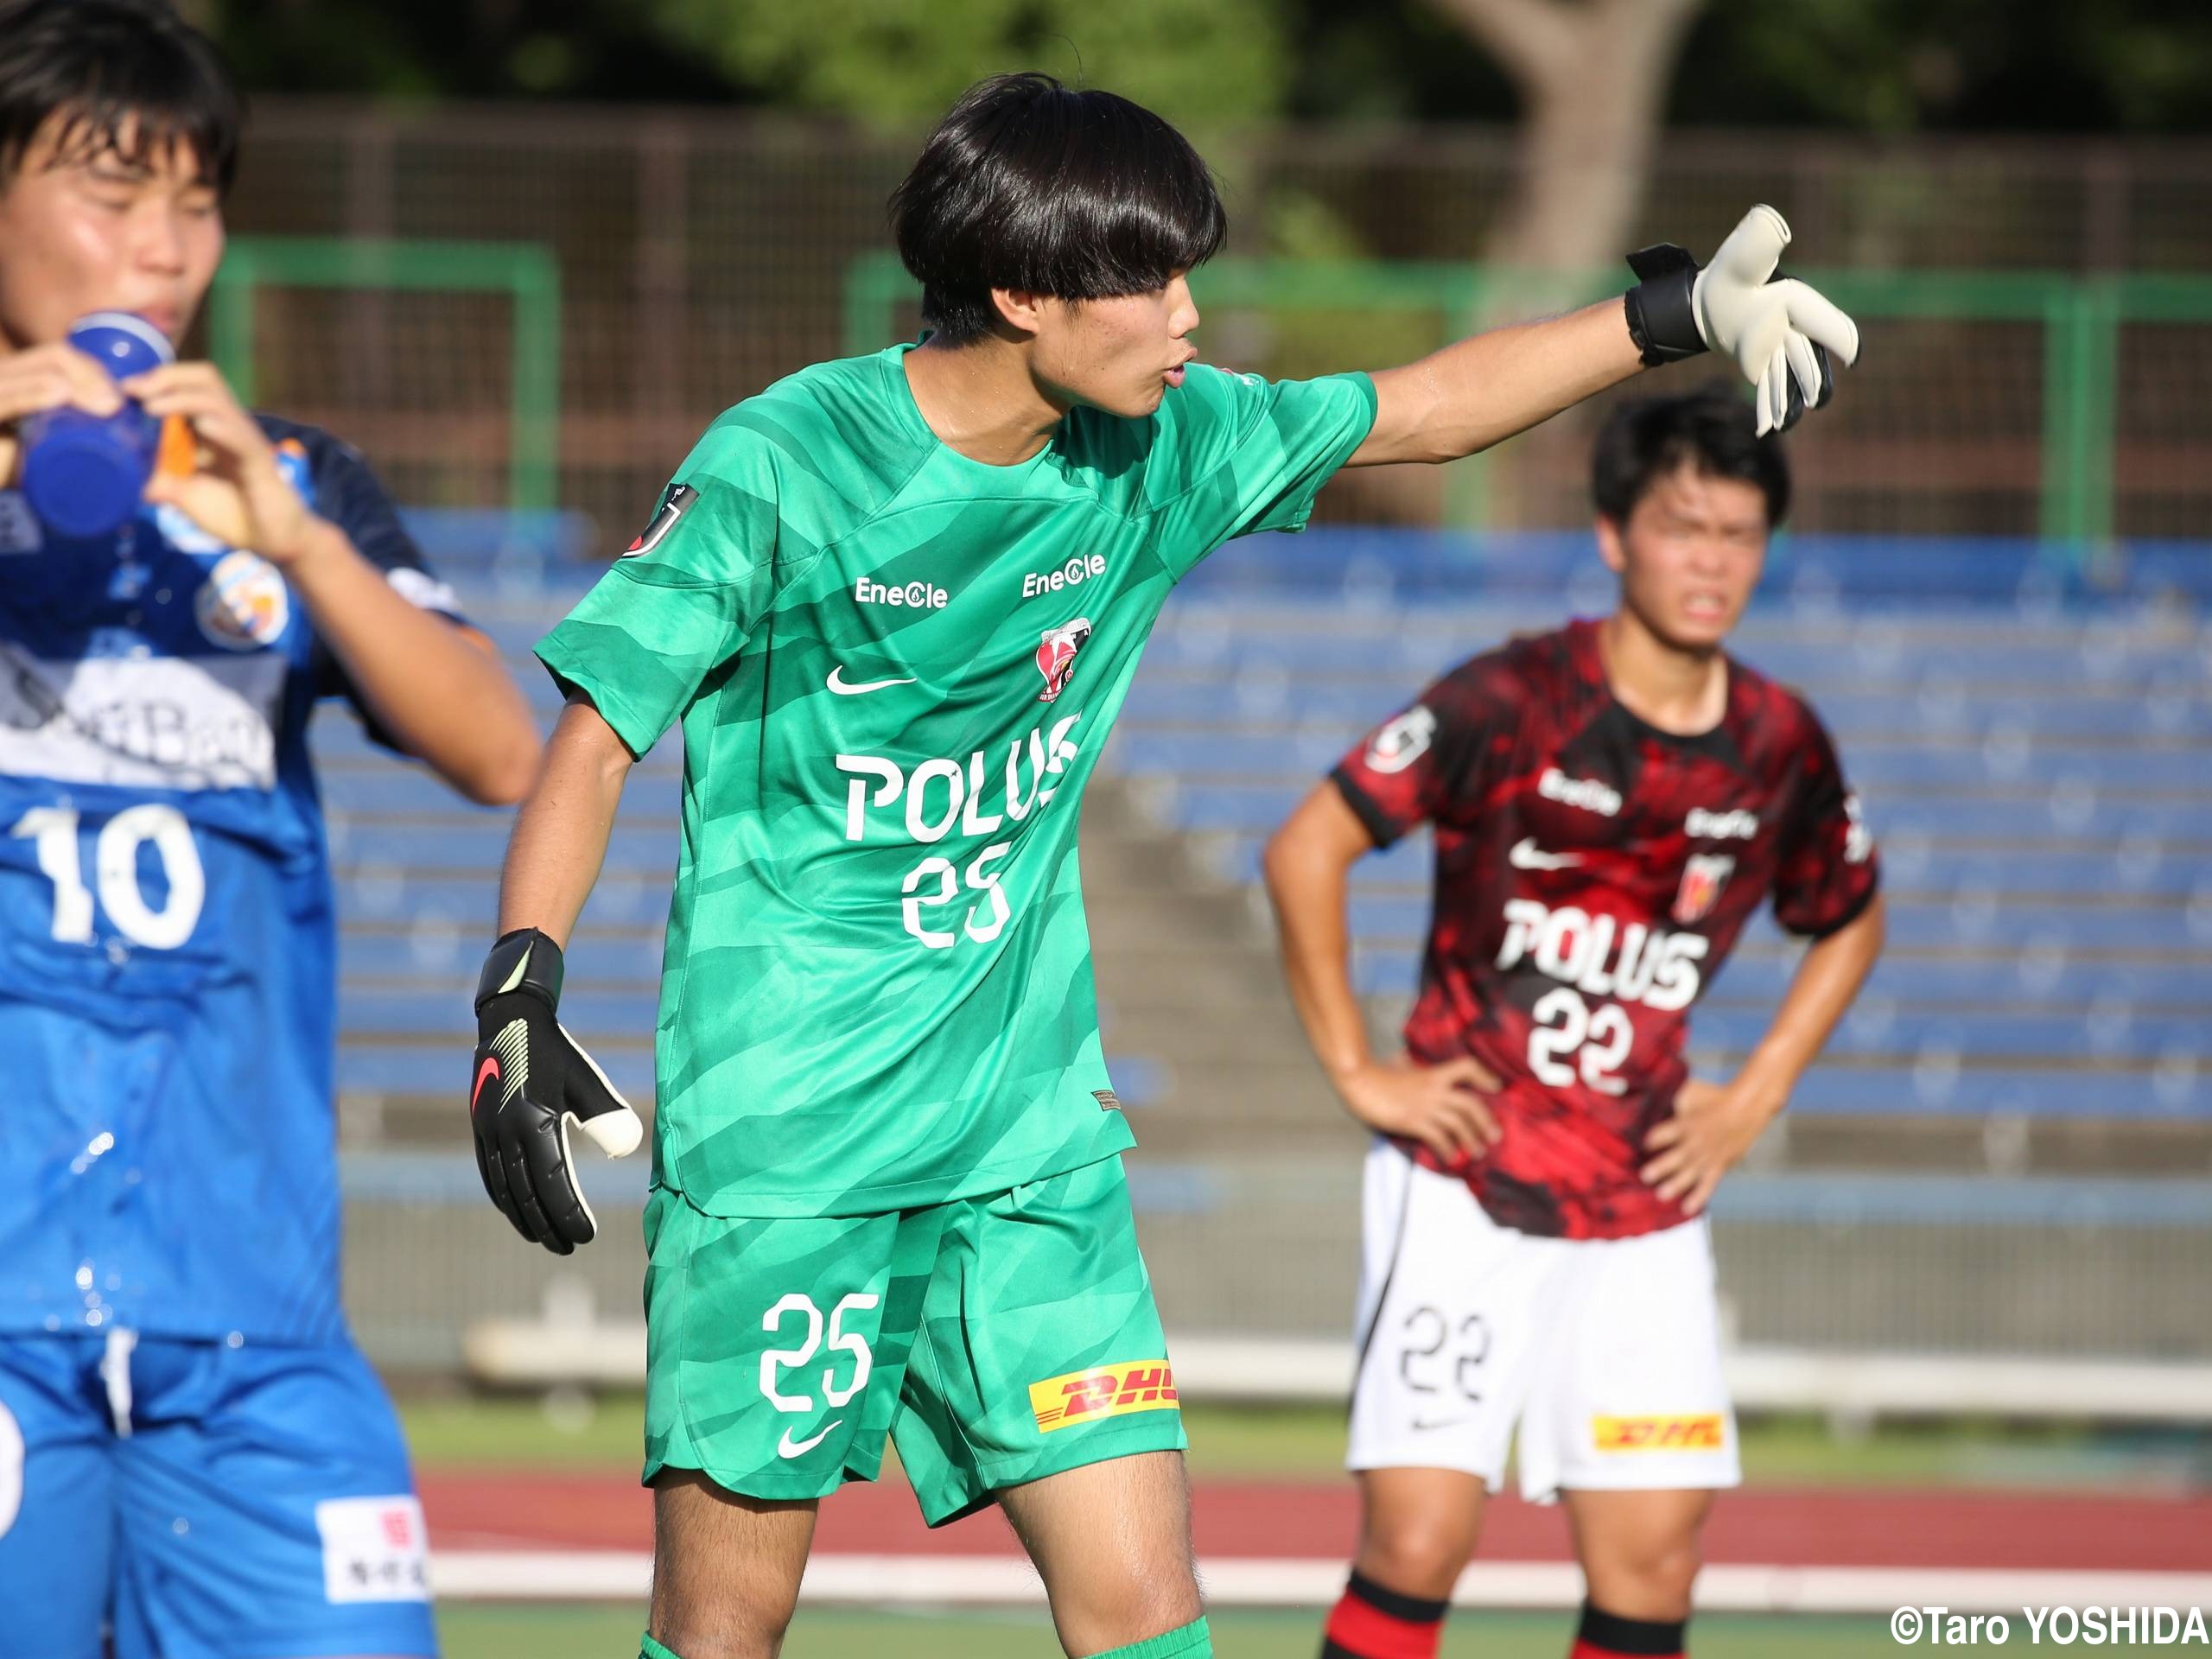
[{"left": 758, "top": 1292, "right": 879, "bottom": 1412}]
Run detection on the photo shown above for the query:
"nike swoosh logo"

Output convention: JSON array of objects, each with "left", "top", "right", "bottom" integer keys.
[
  {"left": 777, "top": 1420, "right": 842, "bottom": 1459},
  {"left": 469, "top": 1056, "right": 501, "bottom": 1116},
  {"left": 1413, "top": 1416, "right": 1472, "bottom": 1432},
  {"left": 1509, "top": 837, "right": 1581, "bottom": 871},
  {"left": 826, "top": 667, "right": 915, "bottom": 696}
]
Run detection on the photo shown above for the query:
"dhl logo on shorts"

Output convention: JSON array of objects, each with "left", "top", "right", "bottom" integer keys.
[
  {"left": 1591, "top": 1414, "right": 1727, "bottom": 1452},
  {"left": 1028, "top": 1360, "right": 1179, "bottom": 1433}
]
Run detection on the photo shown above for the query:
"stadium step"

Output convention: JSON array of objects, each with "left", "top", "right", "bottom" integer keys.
[{"left": 341, "top": 1086, "right": 2212, "bottom": 1181}]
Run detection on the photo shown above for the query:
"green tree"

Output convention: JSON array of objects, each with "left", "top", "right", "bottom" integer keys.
[
  {"left": 194, "top": 0, "right": 736, "bottom": 103},
  {"left": 188, "top": 0, "right": 2212, "bottom": 135},
  {"left": 641, "top": 0, "right": 1291, "bottom": 127},
  {"left": 1670, "top": 0, "right": 2212, "bottom": 132}
]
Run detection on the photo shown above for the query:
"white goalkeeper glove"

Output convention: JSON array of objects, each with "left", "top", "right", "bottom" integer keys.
[{"left": 1623, "top": 205, "right": 1861, "bottom": 436}]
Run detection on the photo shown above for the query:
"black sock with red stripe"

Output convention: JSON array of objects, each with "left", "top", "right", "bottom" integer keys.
[
  {"left": 1569, "top": 1600, "right": 1687, "bottom": 1659},
  {"left": 1319, "top": 1570, "right": 1448, "bottom": 1659}
]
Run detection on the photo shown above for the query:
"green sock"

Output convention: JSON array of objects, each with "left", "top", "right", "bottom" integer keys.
[
  {"left": 1090, "top": 1615, "right": 1213, "bottom": 1659},
  {"left": 640, "top": 1635, "right": 683, "bottom": 1659}
]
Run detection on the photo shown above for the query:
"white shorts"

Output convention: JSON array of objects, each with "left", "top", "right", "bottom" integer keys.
[{"left": 1346, "top": 1140, "right": 1740, "bottom": 1503}]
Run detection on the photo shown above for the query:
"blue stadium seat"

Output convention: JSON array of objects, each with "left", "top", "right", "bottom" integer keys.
[
  {"left": 340, "top": 1042, "right": 653, "bottom": 1102},
  {"left": 1116, "top": 676, "right": 2212, "bottom": 741},
  {"left": 343, "top": 986, "right": 659, "bottom": 1038},
  {"left": 333, "top": 871, "right": 655, "bottom": 926},
  {"left": 332, "top": 821, "right": 673, "bottom": 877},
  {"left": 1105, "top": 736, "right": 2212, "bottom": 840},
  {"left": 1141, "top": 620, "right": 2212, "bottom": 683},
  {"left": 1125, "top": 678, "right": 2207, "bottom": 742},
  {"left": 341, "top": 930, "right": 667, "bottom": 982},
  {"left": 1167, "top": 529, "right": 2212, "bottom": 611},
  {"left": 318, "top": 761, "right": 684, "bottom": 819},
  {"left": 1777, "top": 1066, "right": 2201, "bottom": 1117}
]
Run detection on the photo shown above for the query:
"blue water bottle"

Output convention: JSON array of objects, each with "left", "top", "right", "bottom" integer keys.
[{"left": 20, "top": 311, "right": 175, "bottom": 541}]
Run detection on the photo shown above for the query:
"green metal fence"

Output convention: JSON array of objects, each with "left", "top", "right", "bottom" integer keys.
[
  {"left": 189, "top": 235, "right": 2212, "bottom": 545},
  {"left": 209, "top": 237, "right": 563, "bottom": 514},
  {"left": 843, "top": 250, "right": 2212, "bottom": 550}
]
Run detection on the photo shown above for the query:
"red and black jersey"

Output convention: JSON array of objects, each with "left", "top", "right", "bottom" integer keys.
[{"left": 1330, "top": 618, "right": 1879, "bottom": 1241}]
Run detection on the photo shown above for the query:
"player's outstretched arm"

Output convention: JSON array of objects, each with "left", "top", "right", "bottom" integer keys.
[
  {"left": 467, "top": 693, "right": 644, "bottom": 1255},
  {"left": 1263, "top": 784, "right": 1502, "bottom": 1165},
  {"left": 1346, "top": 205, "right": 1860, "bottom": 468},
  {"left": 1641, "top": 892, "right": 1887, "bottom": 1214}
]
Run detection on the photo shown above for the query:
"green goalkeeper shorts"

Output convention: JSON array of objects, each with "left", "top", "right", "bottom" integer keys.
[{"left": 641, "top": 1153, "right": 1186, "bottom": 1525}]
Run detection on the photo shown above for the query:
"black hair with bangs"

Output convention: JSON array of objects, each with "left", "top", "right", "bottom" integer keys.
[
  {"left": 888, "top": 73, "right": 1227, "bottom": 346},
  {"left": 1592, "top": 383, "right": 1792, "bottom": 529},
  {"left": 0, "top": 0, "right": 244, "bottom": 196}
]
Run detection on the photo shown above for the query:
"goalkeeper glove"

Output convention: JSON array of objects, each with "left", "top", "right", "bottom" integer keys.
[
  {"left": 1624, "top": 204, "right": 1861, "bottom": 437},
  {"left": 468, "top": 926, "right": 643, "bottom": 1255}
]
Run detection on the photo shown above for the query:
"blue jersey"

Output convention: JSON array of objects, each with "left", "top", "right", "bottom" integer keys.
[{"left": 0, "top": 417, "right": 465, "bottom": 1345}]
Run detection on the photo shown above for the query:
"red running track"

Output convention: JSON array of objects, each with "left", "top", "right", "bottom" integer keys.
[{"left": 421, "top": 1473, "right": 2212, "bottom": 1573}]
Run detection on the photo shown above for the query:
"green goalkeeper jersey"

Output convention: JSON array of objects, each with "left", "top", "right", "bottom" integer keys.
[{"left": 539, "top": 344, "right": 1376, "bottom": 1217}]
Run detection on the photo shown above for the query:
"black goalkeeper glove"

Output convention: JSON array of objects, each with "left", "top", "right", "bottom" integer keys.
[{"left": 468, "top": 927, "right": 643, "bottom": 1255}]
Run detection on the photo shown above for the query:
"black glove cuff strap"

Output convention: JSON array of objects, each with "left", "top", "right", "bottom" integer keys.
[
  {"left": 1624, "top": 242, "right": 1706, "bottom": 367},
  {"left": 476, "top": 927, "right": 564, "bottom": 1011}
]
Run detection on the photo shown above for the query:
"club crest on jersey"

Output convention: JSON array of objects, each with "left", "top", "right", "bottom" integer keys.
[
  {"left": 624, "top": 482, "right": 698, "bottom": 557},
  {"left": 1363, "top": 705, "right": 1436, "bottom": 774},
  {"left": 1035, "top": 616, "right": 1092, "bottom": 703},
  {"left": 194, "top": 550, "right": 291, "bottom": 650},
  {"left": 1673, "top": 853, "right": 1735, "bottom": 925}
]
